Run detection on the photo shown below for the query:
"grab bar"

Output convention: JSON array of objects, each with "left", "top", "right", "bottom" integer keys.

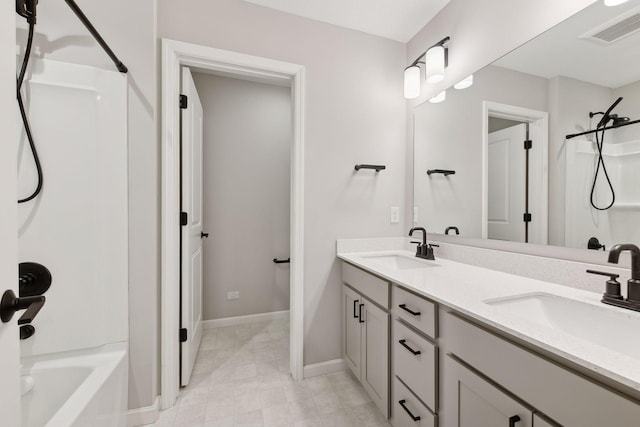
[
  {"left": 427, "top": 169, "right": 455, "bottom": 176},
  {"left": 355, "top": 164, "right": 386, "bottom": 172},
  {"left": 273, "top": 258, "right": 290, "bottom": 264}
]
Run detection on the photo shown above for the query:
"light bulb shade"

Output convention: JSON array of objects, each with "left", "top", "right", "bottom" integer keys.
[
  {"left": 425, "top": 45, "right": 445, "bottom": 84},
  {"left": 404, "top": 66, "right": 421, "bottom": 99},
  {"left": 454, "top": 75, "right": 474, "bottom": 90},
  {"left": 604, "top": 0, "right": 630, "bottom": 6},
  {"left": 429, "top": 90, "right": 446, "bottom": 103}
]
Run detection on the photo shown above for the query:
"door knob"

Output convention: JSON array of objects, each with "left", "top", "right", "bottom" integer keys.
[
  {"left": 201, "top": 232, "right": 209, "bottom": 239},
  {"left": 1, "top": 289, "right": 45, "bottom": 324}
]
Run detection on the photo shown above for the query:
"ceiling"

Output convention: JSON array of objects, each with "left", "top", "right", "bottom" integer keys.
[
  {"left": 494, "top": 1, "right": 640, "bottom": 89},
  {"left": 242, "top": 0, "right": 450, "bottom": 42}
]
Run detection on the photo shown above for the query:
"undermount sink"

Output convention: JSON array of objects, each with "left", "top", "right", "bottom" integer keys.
[
  {"left": 361, "top": 254, "right": 437, "bottom": 270},
  {"left": 485, "top": 293, "right": 640, "bottom": 359}
]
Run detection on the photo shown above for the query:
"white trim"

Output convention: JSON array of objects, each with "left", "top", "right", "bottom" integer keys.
[
  {"left": 482, "top": 101, "right": 549, "bottom": 245},
  {"left": 303, "top": 359, "right": 347, "bottom": 379},
  {"left": 126, "top": 396, "right": 160, "bottom": 427},
  {"left": 203, "top": 310, "right": 290, "bottom": 329},
  {"left": 161, "top": 39, "right": 306, "bottom": 410}
]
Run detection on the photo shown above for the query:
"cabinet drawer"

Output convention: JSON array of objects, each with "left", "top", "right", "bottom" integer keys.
[
  {"left": 342, "top": 262, "right": 390, "bottom": 308},
  {"left": 393, "top": 286, "right": 437, "bottom": 338},
  {"left": 392, "top": 376, "right": 436, "bottom": 427},
  {"left": 393, "top": 320, "right": 437, "bottom": 411}
]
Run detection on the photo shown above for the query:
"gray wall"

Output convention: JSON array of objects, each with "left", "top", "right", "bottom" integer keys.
[
  {"left": 158, "top": 0, "right": 408, "bottom": 367},
  {"left": 192, "top": 73, "right": 291, "bottom": 320},
  {"left": 15, "top": 0, "right": 159, "bottom": 410}
]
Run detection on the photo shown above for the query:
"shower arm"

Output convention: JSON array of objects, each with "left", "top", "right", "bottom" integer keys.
[
  {"left": 565, "top": 118, "right": 640, "bottom": 140},
  {"left": 63, "top": 0, "right": 128, "bottom": 74}
]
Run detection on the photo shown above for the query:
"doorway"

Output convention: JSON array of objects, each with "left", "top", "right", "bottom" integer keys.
[
  {"left": 482, "top": 101, "right": 549, "bottom": 245},
  {"left": 161, "top": 39, "right": 306, "bottom": 409}
]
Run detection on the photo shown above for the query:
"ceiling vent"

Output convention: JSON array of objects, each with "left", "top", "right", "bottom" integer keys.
[{"left": 581, "top": 8, "right": 640, "bottom": 45}]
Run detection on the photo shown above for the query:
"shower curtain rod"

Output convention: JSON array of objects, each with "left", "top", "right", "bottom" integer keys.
[
  {"left": 565, "top": 118, "right": 640, "bottom": 140},
  {"left": 64, "top": 0, "right": 128, "bottom": 73}
]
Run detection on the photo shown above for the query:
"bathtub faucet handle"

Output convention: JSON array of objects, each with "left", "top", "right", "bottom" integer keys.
[{"left": 0, "top": 289, "right": 45, "bottom": 324}]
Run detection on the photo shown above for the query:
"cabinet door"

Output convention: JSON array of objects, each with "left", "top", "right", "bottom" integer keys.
[
  {"left": 343, "top": 285, "right": 362, "bottom": 380},
  {"left": 362, "top": 297, "right": 390, "bottom": 418},
  {"left": 445, "top": 356, "right": 532, "bottom": 427},
  {"left": 533, "top": 414, "right": 559, "bottom": 427}
]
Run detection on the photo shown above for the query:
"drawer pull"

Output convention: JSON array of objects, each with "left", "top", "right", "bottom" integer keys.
[
  {"left": 399, "top": 339, "right": 421, "bottom": 355},
  {"left": 353, "top": 299, "right": 359, "bottom": 318},
  {"left": 359, "top": 303, "right": 364, "bottom": 323},
  {"left": 399, "top": 399, "right": 421, "bottom": 422},
  {"left": 509, "top": 415, "right": 521, "bottom": 426},
  {"left": 399, "top": 304, "right": 421, "bottom": 316}
]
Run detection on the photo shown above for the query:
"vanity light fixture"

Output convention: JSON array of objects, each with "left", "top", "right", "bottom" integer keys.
[
  {"left": 403, "top": 36, "right": 450, "bottom": 99},
  {"left": 604, "top": 0, "right": 630, "bottom": 6},
  {"left": 454, "top": 74, "right": 474, "bottom": 90},
  {"left": 429, "top": 90, "right": 446, "bottom": 104},
  {"left": 404, "top": 66, "right": 421, "bottom": 99}
]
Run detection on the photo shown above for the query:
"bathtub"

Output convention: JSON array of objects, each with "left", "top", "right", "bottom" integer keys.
[{"left": 20, "top": 343, "right": 128, "bottom": 427}]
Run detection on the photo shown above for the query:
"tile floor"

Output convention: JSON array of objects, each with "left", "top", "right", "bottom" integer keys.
[{"left": 148, "top": 319, "right": 391, "bottom": 427}]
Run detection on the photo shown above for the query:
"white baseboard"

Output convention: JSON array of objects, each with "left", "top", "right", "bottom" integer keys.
[
  {"left": 203, "top": 310, "right": 290, "bottom": 329},
  {"left": 303, "top": 358, "right": 347, "bottom": 379},
  {"left": 127, "top": 396, "right": 160, "bottom": 427}
]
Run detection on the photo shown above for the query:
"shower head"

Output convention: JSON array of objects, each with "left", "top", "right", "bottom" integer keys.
[
  {"left": 16, "top": 0, "right": 38, "bottom": 24},
  {"left": 611, "top": 115, "right": 631, "bottom": 127},
  {"left": 597, "top": 96, "right": 623, "bottom": 129}
]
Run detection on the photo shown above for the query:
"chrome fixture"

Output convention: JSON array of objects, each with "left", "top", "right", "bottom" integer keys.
[
  {"left": 403, "top": 37, "right": 450, "bottom": 100},
  {"left": 409, "top": 227, "right": 437, "bottom": 261},
  {"left": 588, "top": 243, "right": 640, "bottom": 312}
]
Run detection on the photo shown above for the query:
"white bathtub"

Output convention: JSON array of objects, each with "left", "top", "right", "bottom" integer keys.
[{"left": 20, "top": 343, "right": 128, "bottom": 427}]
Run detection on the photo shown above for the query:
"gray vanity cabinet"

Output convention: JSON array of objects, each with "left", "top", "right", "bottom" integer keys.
[
  {"left": 444, "top": 355, "right": 533, "bottom": 427},
  {"left": 341, "top": 262, "right": 390, "bottom": 418},
  {"left": 440, "top": 310, "right": 640, "bottom": 427}
]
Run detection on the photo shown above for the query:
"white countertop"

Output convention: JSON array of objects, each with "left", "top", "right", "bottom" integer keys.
[{"left": 338, "top": 248, "right": 640, "bottom": 393}]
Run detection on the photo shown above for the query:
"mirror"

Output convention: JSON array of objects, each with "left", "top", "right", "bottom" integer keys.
[{"left": 413, "top": 0, "right": 640, "bottom": 252}]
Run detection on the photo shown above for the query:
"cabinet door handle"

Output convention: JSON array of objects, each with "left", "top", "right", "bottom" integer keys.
[
  {"left": 509, "top": 415, "right": 521, "bottom": 427},
  {"left": 399, "top": 399, "right": 421, "bottom": 422},
  {"left": 353, "top": 299, "right": 359, "bottom": 318},
  {"left": 358, "top": 303, "right": 364, "bottom": 323},
  {"left": 399, "top": 304, "right": 421, "bottom": 316},
  {"left": 399, "top": 339, "right": 422, "bottom": 355}
]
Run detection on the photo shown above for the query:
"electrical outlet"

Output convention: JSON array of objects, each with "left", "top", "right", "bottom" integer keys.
[
  {"left": 227, "top": 291, "right": 240, "bottom": 300},
  {"left": 414, "top": 207, "right": 419, "bottom": 224},
  {"left": 390, "top": 207, "right": 400, "bottom": 224}
]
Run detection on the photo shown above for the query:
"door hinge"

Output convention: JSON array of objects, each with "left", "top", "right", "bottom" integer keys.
[
  {"left": 524, "top": 139, "right": 532, "bottom": 150},
  {"left": 179, "top": 94, "right": 188, "bottom": 109},
  {"left": 180, "top": 211, "right": 188, "bottom": 226},
  {"left": 523, "top": 213, "right": 532, "bottom": 223},
  {"left": 179, "top": 328, "right": 188, "bottom": 342}
]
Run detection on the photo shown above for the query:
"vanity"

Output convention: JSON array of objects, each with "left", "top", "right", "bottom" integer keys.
[{"left": 338, "top": 245, "right": 640, "bottom": 427}]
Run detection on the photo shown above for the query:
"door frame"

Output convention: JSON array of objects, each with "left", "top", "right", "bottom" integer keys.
[
  {"left": 482, "top": 101, "right": 549, "bottom": 245},
  {"left": 161, "top": 39, "right": 306, "bottom": 409}
]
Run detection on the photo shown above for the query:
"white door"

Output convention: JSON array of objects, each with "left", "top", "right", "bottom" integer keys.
[
  {"left": 180, "top": 67, "right": 204, "bottom": 386},
  {"left": 342, "top": 285, "right": 362, "bottom": 380},
  {"left": 488, "top": 123, "right": 527, "bottom": 242},
  {"left": 1, "top": 2, "right": 21, "bottom": 424}
]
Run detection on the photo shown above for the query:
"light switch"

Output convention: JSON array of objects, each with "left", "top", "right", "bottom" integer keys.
[
  {"left": 227, "top": 291, "right": 240, "bottom": 300},
  {"left": 391, "top": 207, "right": 400, "bottom": 224}
]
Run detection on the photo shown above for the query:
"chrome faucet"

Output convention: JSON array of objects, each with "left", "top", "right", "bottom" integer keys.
[
  {"left": 608, "top": 244, "right": 640, "bottom": 302},
  {"left": 409, "top": 227, "right": 437, "bottom": 260}
]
